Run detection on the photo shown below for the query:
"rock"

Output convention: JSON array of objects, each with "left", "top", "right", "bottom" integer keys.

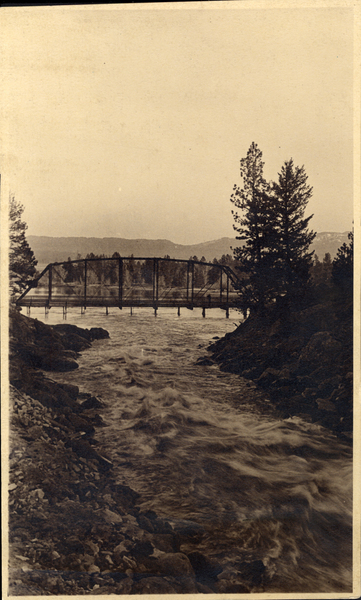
[
  {"left": 113, "top": 484, "right": 140, "bottom": 508},
  {"left": 55, "top": 383, "right": 79, "bottom": 400},
  {"left": 137, "top": 514, "right": 154, "bottom": 533},
  {"left": 113, "top": 541, "right": 128, "bottom": 557},
  {"left": 241, "top": 366, "right": 264, "bottom": 380},
  {"left": 52, "top": 323, "right": 93, "bottom": 341},
  {"left": 23, "top": 425, "right": 44, "bottom": 440},
  {"left": 257, "top": 368, "right": 282, "bottom": 388},
  {"left": 63, "top": 536, "right": 84, "bottom": 553},
  {"left": 34, "top": 488, "right": 45, "bottom": 499},
  {"left": 236, "top": 559, "right": 266, "bottom": 586},
  {"left": 187, "top": 551, "right": 222, "bottom": 584},
  {"left": 68, "top": 415, "right": 95, "bottom": 435},
  {"left": 166, "top": 575, "right": 199, "bottom": 593},
  {"left": 43, "top": 356, "right": 79, "bottom": 372},
  {"left": 297, "top": 332, "right": 341, "bottom": 375},
  {"left": 79, "top": 396, "right": 103, "bottom": 411},
  {"left": 172, "top": 519, "right": 205, "bottom": 541},
  {"left": 317, "top": 376, "right": 342, "bottom": 398},
  {"left": 131, "top": 576, "right": 177, "bottom": 594},
  {"left": 61, "top": 333, "right": 92, "bottom": 352},
  {"left": 131, "top": 540, "right": 154, "bottom": 558},
  {"left": 302, "top": 387, "right": 319, "bottom": 400},
  {"left": 66, "top": 439, "right": 113, "bottom": 470},
  {"left": 216, "top": 578, "right": 249, "bottom": 593},
  {"left": 196, "top": 357, "right": 214, "bottom": 366},
  {"left": 151, "top": 533, "right": 180, "bottom": 553},
  {"left": 196, "top": 581, "right": 215, "bottom": 592},
  {"left": 155, "top": 552, "right": 195, "bottom": 577},
  {"left": 102, "top": 509, "right": 123, "bottom": 524},
  {"left": 115, "top": 576, "right": 133, "bottom": 593},
  {"left": 316, "top": 398, "right": 337, "bottom": 412},
  {"left": 89, "top": 327, "right": 110, "bottom": 340},
  {"left": 88, "top": 564, "right": 100, "bottom": 574}
]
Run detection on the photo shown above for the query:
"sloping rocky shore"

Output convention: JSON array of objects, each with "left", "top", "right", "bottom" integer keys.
[
  {"left": 206, "top": 297, "right": 353, "bottom": 440},
  {"left": 8, "top": 310, "right": 263, "bottom": 595}
]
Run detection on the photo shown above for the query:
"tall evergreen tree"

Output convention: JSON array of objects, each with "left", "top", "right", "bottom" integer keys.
[
  {"left": 9, "top": 196, "right": 38, "bottom": 297},
  {"left": 231, "top": 147, "right": 316, "bottom": 314},
  {"left": 270, "top": 159, "right": 316, "bottom": 303},
  {"left": 230, "top": 142, "right": 273, "bottom": 313},
  {"left": 332, "top": 231, "right": 353, "bottom": 290}
]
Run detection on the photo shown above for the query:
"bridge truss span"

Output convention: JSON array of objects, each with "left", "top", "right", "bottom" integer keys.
[{"left": 16, "top": 256, "right": 241, "bottom": 316}]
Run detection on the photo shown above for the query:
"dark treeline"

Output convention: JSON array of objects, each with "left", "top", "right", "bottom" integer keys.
[{"left": 57, "top": 252, "right": 238, "bottom": 290}]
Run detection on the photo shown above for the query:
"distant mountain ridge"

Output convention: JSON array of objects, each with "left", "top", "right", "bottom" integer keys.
[{"left": 29, "top": 232, "right": 350, "bottom": 269}]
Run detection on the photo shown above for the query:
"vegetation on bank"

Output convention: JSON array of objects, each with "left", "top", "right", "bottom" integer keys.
[
  {"left": 207, "top": 144, "right": 353, "bottom": 439},
  {"left": 9, "top": 196, "right": 38, "bottom": 299}
]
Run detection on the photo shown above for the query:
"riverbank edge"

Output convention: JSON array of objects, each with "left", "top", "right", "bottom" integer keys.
[
  {"left": 7, "top": 309, "right": 262, "bottom": 595},
  {"left": 205, "top": 297, "right": 353, "bottom": 441}
]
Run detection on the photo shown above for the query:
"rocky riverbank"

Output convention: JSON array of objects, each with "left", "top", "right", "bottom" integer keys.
[
  {"left": 206, "top": 296, "right": 353, "bottom": 440},
  {"left": 8, "top": 310, "right": 265, "bottom": 595}
]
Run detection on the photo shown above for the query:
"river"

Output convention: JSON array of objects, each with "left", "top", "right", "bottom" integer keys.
[{"left": 32, "top": 305, "right": 352, "bottom": 593}]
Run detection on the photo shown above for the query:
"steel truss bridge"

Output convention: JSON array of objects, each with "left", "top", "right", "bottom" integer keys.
[{"left": 16, "top": 256, "right": 241, "bottom": 317}]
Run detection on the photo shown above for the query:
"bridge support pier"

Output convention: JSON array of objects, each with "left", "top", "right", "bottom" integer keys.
[
  {"left": 106, "top": 306, "right": 109, "bottom": 316},
  {"left": 63, "top": 303, "right": 67, "bottom": 319},
  {"left": 130, "top": 307, "right": 133, "bottom": 316},
  {"left": 177, "top": 306, "right": 180, "bottom": 316},
  {"left": 202, "top": 307, "right": 206, "bottom": 318},
  {"left": 154, "top": 307, "right": 157, "bottom": 317},
  {"left": 27, "top": 305, "right": 31, "bottom": 315},
  {"left": 226, "top": 306, "right": 229, "bottom": 319},
  {"left": 81, "top": 306, "right": 86, "bottom": 315}
]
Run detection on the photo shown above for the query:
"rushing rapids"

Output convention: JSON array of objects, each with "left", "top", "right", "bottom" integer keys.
[{"left": 38, "top": 306, "right": 352, "bottom": 593}]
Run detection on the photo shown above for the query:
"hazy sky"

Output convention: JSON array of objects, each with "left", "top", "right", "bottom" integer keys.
[{"left": 2, "top": 2, "right": 355, "bottom": 244}]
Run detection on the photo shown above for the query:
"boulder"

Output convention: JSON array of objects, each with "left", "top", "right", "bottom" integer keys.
[
  {"left": 89, "top": 327, "right": 110, "bottom": 340},
  {"left": 131, "top": 540, "right": 154, "bottom": 559},
  {"left": 55, "top": 383, "right": 79, "bottom": 400},
  {"left": 297, "top": 332, "right": 341, "bottom": 375},
  {"left": 52, "top": 324, "right": 92, "bottom": 341},
  {"left": 151, "top": 533, "right": 180, "bottom": 553},
  {"left": 42, "top": 357, "right": 79, "bottom": 372},
  {"left": 79, "top": 396, "right": 103, "bottom": 411},
  {"left": 66, "top": 439, "right": 113, "bottom": 471},
  {"left": 236, "top": 559, "right": 266, "bottom": 586},
  {"left": 317, "top": 376, "right": 342, "bottom": 399},
  {"left": 172, "top": 519, "right": 205, "bottom": 541},
  {"left": 60, "top": 333, "right": 92, "bottom": 352},
  {"left": 196, "top": 357, "right": 214, "bottom": 366},
  {"left": 257, "top": 368, "right": 282, "bottom": 388},
  {"left": 131, "top": 576, "right": 177, "bottom": 594},
  {"left": 316, "top": 398, "right": 337, "bottom": 412},
  {"left": 187, "top": 551, "right": 222, "bottom": 585},
  {"left": 155, "top": 552, "right": 195, "bottom": 577}
]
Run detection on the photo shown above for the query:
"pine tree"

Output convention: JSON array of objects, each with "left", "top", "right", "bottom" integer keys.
[
  {"left": 332, "top": 231, "right": 353, "bottom": 290},
  {"left": 270, "top": 159, "right": 316, "bottom": 304},
  {"left": 230, "top": 142, "right": 273, "bottom": 313},
  {"left": 9, "top": 196, "right": 38, "bottom": 297}
]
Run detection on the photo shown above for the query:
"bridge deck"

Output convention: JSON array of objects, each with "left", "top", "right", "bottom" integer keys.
[{"left": 17, "top": 295, "right": 237, "bottom": 310}]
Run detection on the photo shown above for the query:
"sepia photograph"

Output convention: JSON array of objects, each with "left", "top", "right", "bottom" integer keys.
[{"left": 1, "top": 1, "right": 359, "bottom": 597}]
